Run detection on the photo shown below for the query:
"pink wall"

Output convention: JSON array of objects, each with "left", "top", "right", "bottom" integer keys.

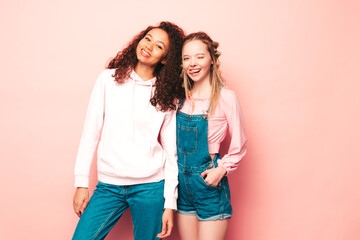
[{"left": 1, "top": 0, "right": 359, "bottom": 239}]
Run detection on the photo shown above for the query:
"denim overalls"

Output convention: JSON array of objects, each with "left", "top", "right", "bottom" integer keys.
[{"left": 176, "top": 100, "right": 232, "bottom": 220}]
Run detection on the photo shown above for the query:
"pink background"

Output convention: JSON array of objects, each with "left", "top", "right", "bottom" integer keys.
[{"left": 1, "top": 0, "right": 359, "bottom": 239}]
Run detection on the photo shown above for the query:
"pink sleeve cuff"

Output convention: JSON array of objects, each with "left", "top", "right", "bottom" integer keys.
[{"left": 217, "top": 160, "right": 230, "bottom": 175}]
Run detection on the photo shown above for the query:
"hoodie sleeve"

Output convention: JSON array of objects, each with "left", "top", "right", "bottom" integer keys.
[
  {"left": 74, "top": 70, "right": 108, "bottom": 187},
  {"left": 159, "top": 110, "right": 178, "bottom": 210}
]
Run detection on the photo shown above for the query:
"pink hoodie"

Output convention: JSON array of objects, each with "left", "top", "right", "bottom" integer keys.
[{"left": 74, "top": 69, "right": 178, "bottom": 210}]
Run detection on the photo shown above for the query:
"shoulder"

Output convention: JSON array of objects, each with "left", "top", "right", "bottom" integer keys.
[
  {"left": 97, "top": 68, "right": 115, "bottom": 81},
  {"left": 164, "top": 108, "right": 176, "bottom": 118},
  {"left": 93, "top": 69, "right": 116, "bottom": 87},
  {"left": 217, "top": 87, "right": 244, "bottom": 120},
  {"left": 219, "top": 87, "right": 239, "bottom": 104}
]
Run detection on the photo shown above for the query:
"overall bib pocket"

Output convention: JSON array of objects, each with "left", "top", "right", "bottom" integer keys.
[{"left": 177, "top": 124, "right": 198, "bottom": 154}]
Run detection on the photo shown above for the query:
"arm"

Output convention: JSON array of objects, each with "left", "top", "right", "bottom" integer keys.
[
  {"left": 73, "top": 70, "right": 107, "bottom": 216},
  {"left": 159, "top": 110, "right": 178, "bottom": 210},
  {"left": 202, "top": 90, "right": 247, "bottom": 186},
  {"left": 217, "top": 90, "right": 247, "bottom": 174},
  {"left": 157, "top": 110, "right": 178, "bottom": 237}
]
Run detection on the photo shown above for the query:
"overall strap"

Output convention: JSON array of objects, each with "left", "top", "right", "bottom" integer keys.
[
  {"left": 177, "top": 99, "right": 185, "bottom": 113},
  {"left": 203, "top": 85, "right": 223, "bottom": 118}
]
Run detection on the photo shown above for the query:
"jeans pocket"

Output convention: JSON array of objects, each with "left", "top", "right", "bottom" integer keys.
[{"left": 198, "top": 174, "right": 220, "bottom": 189}]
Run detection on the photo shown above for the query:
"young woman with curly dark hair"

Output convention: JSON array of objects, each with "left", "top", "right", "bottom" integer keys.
[{"left": 72, "top": 21, "right": 185, "bottom": 240}]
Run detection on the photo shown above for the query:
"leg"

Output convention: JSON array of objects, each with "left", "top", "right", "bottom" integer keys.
[
  {"left": 191, "top": 173, "right": 231, "bottom": 240},
  {"left": 198, "top": 219, "right": 229, "bottom": 240},
  {"left": 127, "top": 181, "right": 165, "bottom": 240},
  {"left": 72, "top": 182, "right": 128, "bottom": 240},
  {"left": 177, "top": 213, "right": 199, "bottom": 240}
]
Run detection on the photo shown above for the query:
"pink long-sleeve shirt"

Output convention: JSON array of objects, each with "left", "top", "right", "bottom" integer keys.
[
  {"left": 74, "top": 69, "right": 178, "bottom": 210},
  {"left": 180, "top": 88, "right": 247, "bottom": 174}
]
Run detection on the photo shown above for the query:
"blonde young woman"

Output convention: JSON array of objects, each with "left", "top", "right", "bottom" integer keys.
[{"left": 176, "top": 32, "right": 247, "bottom": 240}]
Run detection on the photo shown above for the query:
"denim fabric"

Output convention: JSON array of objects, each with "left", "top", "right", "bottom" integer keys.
[
  {"left": 176, "top": 110, "right": 232, "bottom": 221},
  {"left": 73, "top": 180, "right": 164, "bottom": 240}
]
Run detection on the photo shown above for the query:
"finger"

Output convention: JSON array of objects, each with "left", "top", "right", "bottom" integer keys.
[
  {"left": 78, "top": 201, "right": 88, "bottom": 217},
  {"left": 156, "top": 219, "right": 167, "bottom": 238},
  {"left": 205, "top": 178, "right": 217, "bottom": 186},
  {"left": 74, "top": 197, "right": 86, "bottom": 217},
  {"left": 157, "top": 233, "right": 165, "bottom": 238},
  {"left": 204, "top": 173, "right": 213, "bottom": 183},
  {"left": 80, "top": 201, "right": 88, "bottom": 216},
  {"left": 161, "top": 220, "right": 167, "bottom": 235},
  {"left": 206, "top": 179, "right": 214, "bottom": 186},
  {"left": 73, "top": 201, "right": 81, "bottom": 216},
  {"left": 82, "top": 198, "right": 89, "bottom": 210},
  {"left": 163, "top": 222, "right": 173, "bottom": 238},
  {"left": 157, "top": 222, "right": 172, "bottom": 238},
  {"left": 210, "top": 178, "right": 220, "bottom": 187},
  {"left": 75, "top": 207, "right": 81, "bottom": 217},
  {"left": 157, "top": 231, "right": 166, "bottom": 238},
  {"left": 201, "top": 170, "right": 208, "bottom": 178}
]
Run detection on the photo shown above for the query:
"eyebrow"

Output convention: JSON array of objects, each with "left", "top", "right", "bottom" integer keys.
[
  {"left": 147, "top": 34, "right": 166, "bottom": 48},
  {"left": 183, "top": 53, "right": 205, "bottom": 57}
]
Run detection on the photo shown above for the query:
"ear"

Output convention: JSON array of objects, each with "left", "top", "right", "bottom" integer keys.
[{"left": 161, "top": 57, "right": 167, "bottom": 65}]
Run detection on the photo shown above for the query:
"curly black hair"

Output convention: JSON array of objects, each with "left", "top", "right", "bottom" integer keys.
[{"left": 107, "top": 21, "right": 185, "bottom": 111}]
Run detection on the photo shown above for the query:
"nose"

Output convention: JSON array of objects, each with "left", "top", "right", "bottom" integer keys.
[
  {"left": 190, "top": 58, "right": 197, "bottom": 67},
  {"left": 145, "top": 43, "right": 153, "bottom": 51}
]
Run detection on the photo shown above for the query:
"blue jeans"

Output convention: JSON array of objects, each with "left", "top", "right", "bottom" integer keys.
[{"left": 73, "top": 180, "right": 165, "bottom": 240}]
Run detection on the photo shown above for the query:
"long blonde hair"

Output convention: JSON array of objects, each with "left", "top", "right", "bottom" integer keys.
[{"left": 181, "top": 32, "right": 225, "bottom": 114}]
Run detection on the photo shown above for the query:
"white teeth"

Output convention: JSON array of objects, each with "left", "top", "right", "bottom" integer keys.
[
  {"left": 142, "top": 49, "right": 150, "bottom": 57},
  {"left": 190, "top": 69, "right": 200, "bottom": 74}
]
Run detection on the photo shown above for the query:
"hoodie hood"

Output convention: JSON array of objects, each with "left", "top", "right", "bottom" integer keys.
[{"left": 130, "top": 70, "right": 156, "bottom": 86}]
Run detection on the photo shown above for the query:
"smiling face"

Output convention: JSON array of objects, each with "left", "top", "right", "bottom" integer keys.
[
  {"left": 136, "top": 28, "right": 170, "bottom": 68},
  {"left": 182, "top": 39, "right": 213, "bottom": 84}
]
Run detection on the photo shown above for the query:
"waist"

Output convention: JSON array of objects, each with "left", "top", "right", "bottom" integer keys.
[{"left": 178, "top": 153, "right": 220, "bottom": 173}]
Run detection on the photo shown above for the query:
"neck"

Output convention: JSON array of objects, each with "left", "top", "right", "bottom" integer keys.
[
  {"left": 191, "top": 77, "right": 212, "bottom": 99},
  {"left": 134, "top": 62, "right": 156, "bottom": 81}
]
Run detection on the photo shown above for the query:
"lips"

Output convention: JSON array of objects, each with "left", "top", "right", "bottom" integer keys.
[
  {"left": 188, "top": 68, "right": 201, "bottom": 76},
  {"left": 141, "top": 49, "right": 151, "bottom": 58}
]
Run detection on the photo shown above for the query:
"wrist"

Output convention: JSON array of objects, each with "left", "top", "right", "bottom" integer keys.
[{"left": 218, "top": 166, "right": 227, "bottom": 176}]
